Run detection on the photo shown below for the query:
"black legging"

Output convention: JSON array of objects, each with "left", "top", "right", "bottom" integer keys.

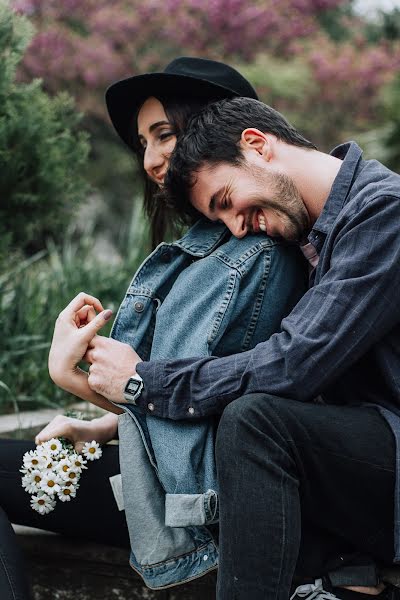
[{"left": 0, "top": 439, "right": 130, "bottom": 600}]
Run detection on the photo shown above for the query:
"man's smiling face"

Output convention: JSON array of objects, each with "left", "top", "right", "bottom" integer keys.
[{"left": 190, "top": 152, "right": 310, "bottom": 242}]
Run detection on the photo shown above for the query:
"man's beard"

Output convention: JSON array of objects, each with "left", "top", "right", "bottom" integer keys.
[{"left": 250, "top": 166, "right": 310, "bottom": 242}]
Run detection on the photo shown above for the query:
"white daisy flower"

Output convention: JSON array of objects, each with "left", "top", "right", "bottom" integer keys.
[
  {"left": 45, "top": 438, "right": 63, "bottom": 456},
  {"left": 70, "top": 453, "right": 87, "bottom": 472},
  {"left": 63, "top": 479, "right": 79, "bottom": 490},
  {"left": 35, "top": 443, "right": 49, "bottom": 456},
  {"left": 57, "top": 458, "right": 73, "bottom": 476},
  {"left": 57, "top": 485, "right": 77, "bottom": 502},
  {"left": 40, "top": 471, "right": 61, "bottom": 495},
  {"left": 21, "top": 472, "right": 41, "bottom": 494},
  {"left": 22, "top": 469, "right": 43, "bottom": 494},
  {"left": 44, "top": 458, "right": 57, "bottom": 470},
  {"left": 22, "top": 450, "right": 45, "bottom": 471},
  {"left": 81, "top": 441, "right": 102, "bottom": 461},
  {"left": 30, "top": 492, "right": 56, "bottom": 515},
  {"left": 60, "top": 467, "right": 81, "bottom": 484}
]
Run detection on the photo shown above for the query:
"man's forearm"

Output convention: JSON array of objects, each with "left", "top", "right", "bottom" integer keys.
[{"left": 135, "top": 339, "right": 298, "bottom": 419}]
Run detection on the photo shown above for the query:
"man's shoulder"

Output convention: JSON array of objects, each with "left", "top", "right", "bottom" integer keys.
[
  {"left": 350, "top": 158, "right": 400, "bottom": 208},
  {"left": 210, "top": 233, "right": 294, "bottom": 268}
]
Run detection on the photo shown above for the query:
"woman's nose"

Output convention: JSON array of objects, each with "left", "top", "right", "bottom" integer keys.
[{"left": 144, "top": 145, "right": 165, "bottom": 181}]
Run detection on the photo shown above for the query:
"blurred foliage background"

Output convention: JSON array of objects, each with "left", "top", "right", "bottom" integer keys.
[{"left": 1, "top": 0, "right": 400, "bottom": 413}]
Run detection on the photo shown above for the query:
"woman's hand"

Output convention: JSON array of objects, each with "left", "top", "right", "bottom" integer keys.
[
  {"left": 35, "top": 413, "right": 118, "bottom": 453},
  {"left": 48, "top": 292, "right": 112, "bottom": 390},
  {"left": 48, "top": 292, "right": 123, "bottom": 415}
]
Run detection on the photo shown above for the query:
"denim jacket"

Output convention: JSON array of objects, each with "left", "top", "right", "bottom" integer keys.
[{"left": 110, "top": 219, "right": 307, "bottom": 589}]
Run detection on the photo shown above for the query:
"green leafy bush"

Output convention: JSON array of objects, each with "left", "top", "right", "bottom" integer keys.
[
  {"left": 382, "top": 74, "right": 400, "bottom": 172},
  {"left": 0, "top": 203, "right": 149, "bottom": 414},
  {"left": 0, "top": 1, "right": 90, "bottom": 260}
]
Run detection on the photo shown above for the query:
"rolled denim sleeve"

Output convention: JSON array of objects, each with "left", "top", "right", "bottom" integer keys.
[{"left": 137, "top": 194, "right": 400, "bottom": 419}]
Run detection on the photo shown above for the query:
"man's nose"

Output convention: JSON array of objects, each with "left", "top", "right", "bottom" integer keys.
[{"left": 225, "top": 213, "right": 248, "bottom": 238}]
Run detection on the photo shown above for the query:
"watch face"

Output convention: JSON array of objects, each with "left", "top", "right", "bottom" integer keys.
[{"left": 125, "top": 379, "right": 141, "bottom": 395}]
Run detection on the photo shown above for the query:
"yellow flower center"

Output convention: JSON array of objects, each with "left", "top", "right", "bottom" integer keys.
[
  {"left": 62, "top": 465, "right": 69, "bottom": 472},
  {"left": 38, "top": 499, "right": 45, "bottom": 505},
  {"left": 50, "top": 444, "right": 57, "bottom": 450},
  {"left": 32, "top": 459, "right": 38, "bottom": 465},
  {"left": 48, "top": 480, "right": 55, "bottom": 487},
  {"left": 34, "top": 475, "right": 41, "bottom": 483},
  {"left": 89, "top": 447, "right": 96, "bottom": 454},
  {"left": 63, "top": 489, "right": 71, "bottom": 496},
  {"left": 69, "top": 472, "right": 76, "bottom": 479}
]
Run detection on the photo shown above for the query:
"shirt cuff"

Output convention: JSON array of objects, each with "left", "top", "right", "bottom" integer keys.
[{"left": 136, "top": 360, "right": 169, "bottom": 418}]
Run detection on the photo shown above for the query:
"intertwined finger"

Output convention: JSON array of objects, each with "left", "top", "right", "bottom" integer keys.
[
  {"left": 62, "top": 292, "right": 104, "bottom": 317},
  {"left": 75, "top": 305, "right": 97, "bottom": 328}
]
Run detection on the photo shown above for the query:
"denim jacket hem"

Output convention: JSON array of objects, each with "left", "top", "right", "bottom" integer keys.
[{"left": 128, "top": 541, "right": 218, "bottom": 590}]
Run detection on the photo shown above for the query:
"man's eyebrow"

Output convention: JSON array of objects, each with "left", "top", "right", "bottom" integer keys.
[
  {"left": 138, "top": 120, "right": 171, "bottom": 138},
  {"left": 209, "top": 188, "right": 224, "bottom": 214}
]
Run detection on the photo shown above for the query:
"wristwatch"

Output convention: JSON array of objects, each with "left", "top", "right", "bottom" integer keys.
[{"left": 123, "top": 373, "right": 144, "bottom": 405}]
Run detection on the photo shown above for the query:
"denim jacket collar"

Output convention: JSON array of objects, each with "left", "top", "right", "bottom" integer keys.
[{"left": 173, "top": 218, "right": 229, "bottom": 256}]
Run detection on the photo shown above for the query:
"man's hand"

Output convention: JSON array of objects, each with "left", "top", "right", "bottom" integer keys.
[{"left": 85, "top": 336, "right": 142, "bottom": 403}]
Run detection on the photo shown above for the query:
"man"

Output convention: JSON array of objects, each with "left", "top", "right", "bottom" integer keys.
[{"left": 81, "top": 97, "right": 400, "bottom": 600}]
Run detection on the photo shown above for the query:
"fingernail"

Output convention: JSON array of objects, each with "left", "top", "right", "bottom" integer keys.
[{"left": 103, "top": 309, "right": 113, "bottom": 321}]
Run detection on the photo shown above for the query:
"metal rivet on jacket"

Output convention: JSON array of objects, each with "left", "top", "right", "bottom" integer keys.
[{"left": 134, "top": 301, "right": 145, "bottom": 313}]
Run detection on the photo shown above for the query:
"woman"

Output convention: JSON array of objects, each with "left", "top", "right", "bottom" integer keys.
[{"left": 0, "top": 57, "right": 307, "bottom": 598}]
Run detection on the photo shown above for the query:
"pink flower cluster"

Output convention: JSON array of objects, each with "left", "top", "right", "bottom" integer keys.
[
  {"left": 308, "top": 35, "right": 400, "bottom": 117},
  {"left": 12, "top": 0, "right": 399, "bottom": 137}
]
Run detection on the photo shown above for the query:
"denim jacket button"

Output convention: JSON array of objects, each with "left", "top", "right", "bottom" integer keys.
[
  {"left": 134, "top": 301, "right": 145, "bottom": 313},
  {"left": 203, "top": 554, "right": 208, "bottom": 561},
  {"left": 188, "top": 407, "right": 195, "bottom": 415},
  {"left": 148, "top": 403, "right": 155, "bottom": 411}
]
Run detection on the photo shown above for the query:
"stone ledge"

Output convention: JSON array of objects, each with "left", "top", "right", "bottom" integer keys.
[
  {"left": 14, "top": 525, "right": 400, "bottom": 598},
  {"left": 14, "top": 525, "right": 217, "bottom": 599}
]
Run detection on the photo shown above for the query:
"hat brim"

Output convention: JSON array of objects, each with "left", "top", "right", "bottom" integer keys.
[{"left": 105, "top": 72, "right": 241, "bottom": 150}]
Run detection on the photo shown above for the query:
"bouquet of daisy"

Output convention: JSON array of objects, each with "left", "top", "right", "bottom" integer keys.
[{"left": 21, "top": 438, "right": 102, "bottom": 514}]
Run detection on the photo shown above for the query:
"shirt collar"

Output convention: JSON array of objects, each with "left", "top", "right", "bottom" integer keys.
[{"left": 310, "top": 141, "right": 363, "bottom": 244}]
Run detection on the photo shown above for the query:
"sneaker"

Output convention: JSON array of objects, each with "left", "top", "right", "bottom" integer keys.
[
  {"left": 291, "top": 579, "right": 400, "bottom": 600},
  {"left": 291, "top": 579, "right": 341, "bottom": 600}
]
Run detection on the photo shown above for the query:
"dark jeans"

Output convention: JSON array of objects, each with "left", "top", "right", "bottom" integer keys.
[
  {"left": 215, "top": 394, "right": 396, "bottom": 600},
  {"left": 0, "top": 439, "right": 130, "bottom": 600}
]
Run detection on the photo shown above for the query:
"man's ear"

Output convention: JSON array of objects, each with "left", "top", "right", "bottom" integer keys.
[{"left": 240, "top": 128, "right": 272, "bottom": 161}]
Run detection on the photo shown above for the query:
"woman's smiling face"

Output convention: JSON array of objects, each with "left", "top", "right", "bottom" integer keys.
[{"left": 137, "top": 96, "right": 177, "bottom": 187}]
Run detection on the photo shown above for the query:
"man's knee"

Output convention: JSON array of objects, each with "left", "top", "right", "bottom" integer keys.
[
  {"left": 218, "top": 392, "right": 284, "bottom": 429},
  {"left": 215, "top": 393, "right": 285, "bottom": 459}
]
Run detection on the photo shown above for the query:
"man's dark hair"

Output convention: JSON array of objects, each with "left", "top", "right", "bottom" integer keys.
[{"left": 164, "top": 97, "right": 316, "bottom": 219}]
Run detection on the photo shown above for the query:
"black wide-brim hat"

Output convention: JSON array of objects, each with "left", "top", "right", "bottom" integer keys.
[{"left": 105, "top": 56, "right": 258, "bottom": 151}]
